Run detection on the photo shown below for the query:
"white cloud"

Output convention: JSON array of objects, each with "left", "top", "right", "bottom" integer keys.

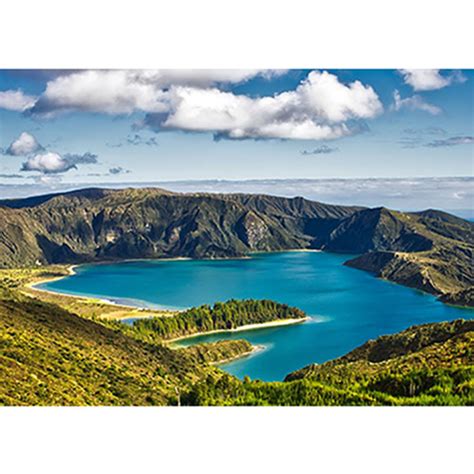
[
  {"left": 158, "top": 71, "right": 383, "bottom": 140},
  {"left": 0, "top": 90, "right": 37, "bottom": 111},
  {"left": 20, "top": 69, "right": 382, "bottom": 140},
  {"left": 6, "top": 132, "right": 43, "bottom": 156},
  {"left": 28, "top": 69, "right": 284, "bottom": 116},
  {"left": 391, "top": 90, "right": 441, "bottom": 115},
  {"left": 30, "top": 70, "right": 169, "bottom": 115},
  {"left": 399, "top": 69, "right": 466, "bottom": 91},
  {"left": 134, "top": 69, "right": 286, "bottom": 87},
  {"left": 21, "top": 151, "right": 98, "bottom": 174}
]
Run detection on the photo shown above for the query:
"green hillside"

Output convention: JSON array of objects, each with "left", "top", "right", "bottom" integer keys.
[{"left": 184, "top": 320, "right": 474, "bottom": 406}]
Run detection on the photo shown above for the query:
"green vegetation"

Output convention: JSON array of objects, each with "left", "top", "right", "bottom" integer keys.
[
  {"left": 0, "top": 276, "right": 472, "bottom": 405},
  {"left": 0, "top": 258, "right": 471, "bottom": 406},
  {"left": 178, "top": 340, "right": 254, "bottom": 364},
  {"left": 130, "top": 299, "right": 307, "bottom": 340},
  {"left": 0, "top": 291, "right": 220, "bottom": 405},
  {"left": 183, "top": 320, "right": 474, "bottom": 406},
  {"left": 0, "top": 188, "right": 472, "bottom": 305},
  {"left": 0, "top": 266, "right": 177, "bottom": 321},
  {"left": 343, "top": 208, "right": 473, "bottom": 306}
]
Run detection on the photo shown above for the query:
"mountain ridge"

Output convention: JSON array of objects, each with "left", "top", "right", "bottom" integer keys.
[{"left": 0, "top": 187, "right": 472, "bottom": 306}]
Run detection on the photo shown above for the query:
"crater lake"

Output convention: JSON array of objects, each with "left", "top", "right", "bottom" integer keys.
[{"left": 39, "top": 251, "right": 472, "bottom": 381}]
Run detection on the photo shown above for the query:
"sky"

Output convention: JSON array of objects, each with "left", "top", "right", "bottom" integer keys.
[{"left": 0, "top": 69, "right": 473, "bottom": 211}]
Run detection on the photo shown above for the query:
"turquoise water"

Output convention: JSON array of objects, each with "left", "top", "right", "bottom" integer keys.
[{"left": 40, "top": 252, "right": 472, "bottom": 381}]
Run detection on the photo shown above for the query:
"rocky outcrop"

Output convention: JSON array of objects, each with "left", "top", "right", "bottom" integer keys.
[{"left": 236, "top": 211, "right": 270, "bottom": 249}]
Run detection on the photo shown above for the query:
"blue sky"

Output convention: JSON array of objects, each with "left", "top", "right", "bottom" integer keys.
[{"left": 0, "top": 69, "right": 472, "bottom": 194}]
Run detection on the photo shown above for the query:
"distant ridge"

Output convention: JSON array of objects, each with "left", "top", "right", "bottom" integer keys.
[{"left": 0, "top": 187, "right": 175, "bottom": 209}]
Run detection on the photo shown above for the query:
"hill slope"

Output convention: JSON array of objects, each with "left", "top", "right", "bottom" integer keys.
[
  {"left": 0, "top": 188, "right": 472, "bottom": 305},
  {"left": 0, "top": 290, "right": 213, "bottom": 405},
  {"left": 185, "top": 319, "right": 474, "bottom": 406}
]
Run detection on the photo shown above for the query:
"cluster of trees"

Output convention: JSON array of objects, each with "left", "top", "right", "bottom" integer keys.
[
  {"left": 132, "top": 299, "right": 307, "bottom": 340},
  {"left": 181, "top": 366, "right": 474, "bottom": 406}
]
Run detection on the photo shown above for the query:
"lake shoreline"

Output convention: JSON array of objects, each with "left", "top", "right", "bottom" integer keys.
[
  {"left": 27, "top": 249, "right": 325, "bottom": 315},
  {"left": 168, "top": 316, "right": 312, "bottom": 344},
  {"left": 25, "top": 261, "right": 314, "bottom": 340},
  {"left": 212, "top": 343, "right": 267, "bottom": 366}
]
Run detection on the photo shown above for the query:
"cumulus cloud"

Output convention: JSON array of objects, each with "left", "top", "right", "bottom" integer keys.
[
  {"left": 20, "top": 69, "right": 382, "bottom": 140},
  {"left": 5, "top": 132, "right": 43, "bottom": 156},
  {"left": 399, "top": 69, "right": 466, "bottom": 91},
  {"left": 27, "top": 69, "right": 284, "bottom": 116},
  {"left": 301, "top": 145, "right": 339, "bottom": 155},
  {"left": 29, "top": 70, "right": 169, "bottom": 116},
  {"left": 391, "top": 90, "right": 441, "bottom": 115},
  {"left": 143, "top": 71, "right": 383, "bottom": 140},
  {"left": 21, "top": 151, "right": 98, "bottom": 174},
  {"left": 425, "top": 136, "right": 474, "bottom": 148},
  {"left": 0, "top": 90, "right": 37, "bottom": 112}
]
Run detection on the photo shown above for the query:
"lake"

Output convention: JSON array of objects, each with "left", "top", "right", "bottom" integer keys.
[{"left": 39, "top": 251, "right": 472, "bottom": 381}]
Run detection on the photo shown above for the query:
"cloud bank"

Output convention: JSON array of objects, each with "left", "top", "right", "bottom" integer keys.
[
  {"left": 2, "top": 69, "right": 383, "bottom": 141},
  {"left": 1, "top": 177, "right": 472, "bottom": 217}
]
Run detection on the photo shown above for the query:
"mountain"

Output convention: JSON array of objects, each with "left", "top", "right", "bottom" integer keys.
[
  {"left": 0, "top": 187, "right": 472, "bottom": 305},
  {"left": 0, "top": 188, "right": 360, "bottom": 265},
  {"left": 342, "top": 208, "right": 473, "bottom": 303}
]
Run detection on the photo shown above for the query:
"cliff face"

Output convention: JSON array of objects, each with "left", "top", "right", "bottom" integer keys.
[
  {"left": 0, "top": 188, "right": 360, "bottom": 266},
  {"left": 0, "top": 187, "right": 472, "bottom": 305}
]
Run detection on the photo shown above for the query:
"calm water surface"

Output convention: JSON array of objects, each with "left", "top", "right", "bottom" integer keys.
[{"left": 40, "top": 252, "right": 472, "bottom": 381}]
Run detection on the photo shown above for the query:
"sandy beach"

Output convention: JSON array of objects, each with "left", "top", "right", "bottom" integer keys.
[
  {"left": 22, "top": 264, "right": 176, "bottom": 319},
  {"left": 22, "top": 264, "right": 312, "bottom": 336},
  {"left": 169, "top": 316, "right": 312, "bottom": 344}
]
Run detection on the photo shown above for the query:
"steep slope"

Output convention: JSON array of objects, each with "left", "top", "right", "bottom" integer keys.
[
  {"left": 0, "top": 188, "right": 361, "bottom": 267},
  {"left": 0, "top": 187, "right": 472, "bottom": 305},
  {"left": 0, "top": 290, "right": 212, "bottom": 405},
  {"left": 339, "top": 207, "right": 473, "bottom": 304},
  {"left": 320, "top": 207, "right": 434, "bottom": 253}
]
